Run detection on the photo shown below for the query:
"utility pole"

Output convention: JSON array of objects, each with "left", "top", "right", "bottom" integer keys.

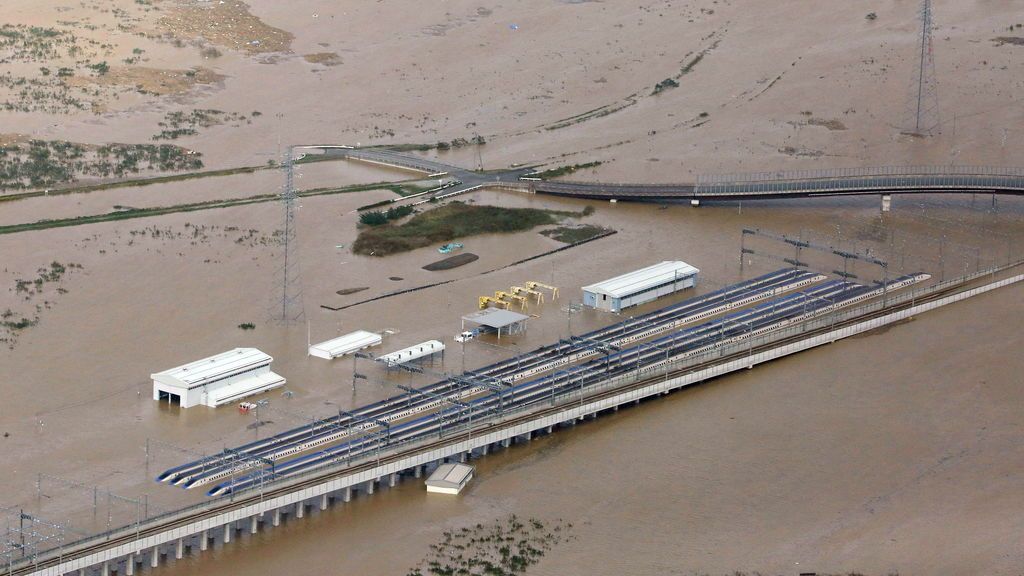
[
  {"left": 904, "top": 0, "right": 940, "bottom": 136},
  {"left": 273, "top": 146, "right": 306, "bottom": 324}
]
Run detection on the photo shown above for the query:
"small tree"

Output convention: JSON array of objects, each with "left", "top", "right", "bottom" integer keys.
[{"left": 359, "top": 210, "right": 388, "bottom": 226}]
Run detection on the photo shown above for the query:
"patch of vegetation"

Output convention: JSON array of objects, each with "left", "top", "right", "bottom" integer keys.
[
  {"left": 992, "top": 36, "right": 1024, "bottom": 46},
  {"left": 0, "top": 164, "right": 265, "bottom": 202},
  {"left": 543, "top": 96, "right": 637, "bottom": 130},
  {"left": 807, "top": 117, "right": 848, "bottom": 131},
  {"left": 531, "top": 161, "right": 603, "bottom": 180},
  {"left": 0, "top": 181, "right": 409, "bottom": 235},
  {"left": 152, "top": 109, "right": 250, "bottom": 140},
  {"left": 358, "top": 204, "right": 415, "bottom": 226},
  {"left": 2, "top": 261, "right": 83, "bottom": 349},
  {"left": 237, "top": 322, "right": 255, "bottom": 330},
  {"left": 406, "top": 515, "right": 573, "bottom": 576},
  {"left": 541, "top": 223, "right": 611, "bottom": 244},
  {"left": 0, "top": 139, "right": 203, "bottom": 191},
  {"left": 353, "top": 202, "right": 587, "bottom": 256},
  {"left": 651, "top": 77, "right": 679, "bottom": 95}
]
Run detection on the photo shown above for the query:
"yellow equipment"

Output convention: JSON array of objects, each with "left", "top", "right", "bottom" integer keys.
[
  {"left": 526, "top": 281, "right": 559, "bottom": 300},
  {"left": 511, "top": 286, "right": 544, "bottom": 304},
  {"left": 478, "top": 296, "right": 509, "bottom": 310},
  {"left": 495, "top": 290, "right": 528, "bottom": 311}
]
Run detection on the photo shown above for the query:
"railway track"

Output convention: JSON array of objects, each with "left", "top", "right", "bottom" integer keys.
[{"left": 10, "top": 272, "right": 999, "bottom": 576}]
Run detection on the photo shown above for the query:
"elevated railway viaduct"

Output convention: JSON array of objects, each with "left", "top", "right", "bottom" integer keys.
[{"left": 11, "top": 266, "right": 1024, "bottom": 576}]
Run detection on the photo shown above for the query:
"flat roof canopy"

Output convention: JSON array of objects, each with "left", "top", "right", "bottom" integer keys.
[
  {"left": 309, "top": 330, "right": 382, "bottom": 359},
  {"left": 461, "top": 308, "right": 529, "bottom": 329},
  {"left": 582, "top": 260, "right": 699, "bottom": 299}
]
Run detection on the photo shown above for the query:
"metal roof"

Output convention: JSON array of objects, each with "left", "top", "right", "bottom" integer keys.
[
  {"left": 206, "top": 372, "right": 286, "bottom": 406},
  {"left": 461, "top": 308, "right": 530, "bottom": 328},
  {"left": 308, "top": 330, "right": 382, "bottom": 359},
  {"left": 151, "top": 348, "right": 271, "bottom": 387},
  {"left": 378, "top": 340, "right": 444, "bottom": 367},
  {"left": 582, "top": 261, "right": 699, "bottom": 299},
  {"left": 425, "top": 463, "right": 474, "bottom": 490}
]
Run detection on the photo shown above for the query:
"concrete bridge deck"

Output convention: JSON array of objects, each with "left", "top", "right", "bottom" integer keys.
[{"left": 321, "top": 147, "right": 1024, "bottom": 203}]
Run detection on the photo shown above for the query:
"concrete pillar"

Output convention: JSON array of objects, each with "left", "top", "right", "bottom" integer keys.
[
  {"left": 882, "top": 194, "right": 892, "bottom": 212},
  {"left": 272, "top": 508, "right": 281, "bottom": 526},
  {"left": 501, "top": 438, "right": 511, "bottom": 448},
  {"left": 388, "top": 473, "right": 397, "bottom": 487},
  {"left": 224, "top": 523, "right": 232, "bottom": 543},
  {"left": 481, "top": 444, "right": 489, "bottom": 455},
  {"left": 200, "top": 529, "right": 209, "bottom": 551},
  {"left": 525, "top": 431, "right": 533, "bottom": 441},
  {"left": 78, "top": 569, "right": 85, "bottom": 576},
  {"left": 546, "top": 425, "right": 553, "bottom": 434},
  {"left": 250, "top": 515, "right": 258, "bottom": 534},
  {"left": 634, "top": 399, "right": 641, "bottom": 405},
  {"left": 343, "top": 486, "right": 352, "bottom": 502},
  {"left": 100, "top": 561, "right": 109, "bottom": 576},
  {"left": 125, "top": 554, "right": 135, "bottom": 575},
  {"left": 613, "top": 405, "right": 619, "bottom": 412},
  {"left": 150, "top": 546, "right": 160, "bottom": 568},
  {"left": 366, "top": 479, "right": 375, "bottom": 495},
  {"left": 296, "top": 501, "right": 305, "bottom": 518},
  {"left": 320, "top": 494, "right": 329, "bottom": 510},
  {"left": 175, "top": 537, "right": 184, "bottom": 559},
  {"left": 458, "top": 452, "right": 468, "bottom": 463},
  {"left": 414, "top": 465, "right": 423, "bottom": 478}
]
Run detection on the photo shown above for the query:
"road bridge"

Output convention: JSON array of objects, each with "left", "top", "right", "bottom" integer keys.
[{"left": 319, "top": 147, "right": 1024, "bottom": 204}]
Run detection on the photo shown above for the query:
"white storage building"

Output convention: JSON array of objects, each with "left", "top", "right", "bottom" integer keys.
[
  {"left": 308, "top": 330, "right": 382, "bottom": 360},
  {"left": 425, "top": 463, "right": 475, "bottom": 495},
  {"left": 582, "top": 261, "right": 699, "bottom": 313},
  {"left": 151, "top": 348, "right": 286, "bottom": 409},
  {"left": 377, "top": 340, "right": 445, "bottom": 368}
]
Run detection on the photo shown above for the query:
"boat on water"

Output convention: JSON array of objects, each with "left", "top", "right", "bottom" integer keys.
[{"left": 438, "top": 242, "right": 464, "bottom": 254}]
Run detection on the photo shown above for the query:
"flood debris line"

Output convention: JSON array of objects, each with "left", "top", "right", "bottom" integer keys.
[
  {"left": 406, "top": 515, "right": 573, "bottom": 576},
  {"left": 321, "top": 228, "right": 616, "bottom": 312}
]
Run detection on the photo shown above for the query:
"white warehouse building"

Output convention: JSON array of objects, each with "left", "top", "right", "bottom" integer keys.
[
  {"left": 582, "top": 260, "right": 699, "bottom": 313},
  {"left": 151, "top": 348, "right": 286, "bottom": 409}
]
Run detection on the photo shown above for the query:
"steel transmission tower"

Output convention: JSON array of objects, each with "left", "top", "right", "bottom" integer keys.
[
  {"left": 272, "top": 147, "right": 305, "bottom": 325},
  {"left": 904, "top": 0, "right": 940, "bottom": 136}
]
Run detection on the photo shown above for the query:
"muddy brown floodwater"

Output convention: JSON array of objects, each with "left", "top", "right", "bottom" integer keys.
[{"left": 1, "top": 182, "right": 1022, "bottom": 575}]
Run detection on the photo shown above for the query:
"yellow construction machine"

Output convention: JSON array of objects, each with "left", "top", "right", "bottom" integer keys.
[
  {"left": 511, "top": 285, "right": 544, "bottom": 305},
  {"left": 478, "top": 296, "right": 509, "bottom": 310},
  {"left": 494, "top": 291, "right": 528, "bottom": 311},
  {"left": 525, "top": 281, "right": 559, "bottom": 300}
]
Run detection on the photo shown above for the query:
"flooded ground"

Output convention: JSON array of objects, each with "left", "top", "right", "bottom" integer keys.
[
  {"left": 1, "top": 173, "right": 1022, "bottom": 574},
  {"left": 2, "top": 0, "right": 1024, "bottom": 572}
]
